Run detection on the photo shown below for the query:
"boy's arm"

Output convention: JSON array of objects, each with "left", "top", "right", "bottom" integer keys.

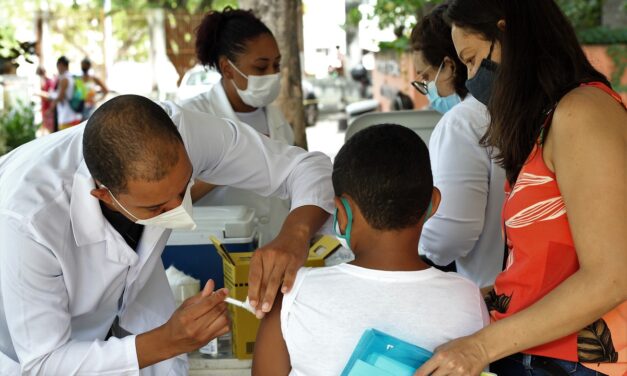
[{"left": 252, "top": 294, "right": 291, "bottom": 376}]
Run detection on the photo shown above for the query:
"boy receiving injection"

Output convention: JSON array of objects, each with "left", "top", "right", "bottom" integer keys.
[{"left": 252, "top": 124, "right": 489, "bottom": 376}]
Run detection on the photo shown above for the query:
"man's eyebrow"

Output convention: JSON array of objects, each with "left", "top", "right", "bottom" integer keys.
[{"left": 139, "top": 172, "right": 193, "bottom": 209}]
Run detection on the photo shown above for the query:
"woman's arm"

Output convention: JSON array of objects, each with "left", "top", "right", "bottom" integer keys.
[
  {"left": 93, "top": 76, "right": 109, "bottom": 101},
  {"left": 416, "top": 86, "right": 627, "bottom": 376}
]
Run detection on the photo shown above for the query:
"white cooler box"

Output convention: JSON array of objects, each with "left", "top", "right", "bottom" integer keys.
[{"left": 162, "top": 206, "right": 258, "bottom": 290}]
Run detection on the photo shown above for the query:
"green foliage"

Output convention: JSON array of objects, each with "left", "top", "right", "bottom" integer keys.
[
  {"left": 577, "top": 26, "right": 627, "bottom": 44},
  {"left": 0, "top": 25, "right": 36, "bottom": 72},
  {"left": 346, "top": 6, "right": 363, "bottom": 28},
  {"left": 606, "top": 44, "right": 627, "bottom": 92},
  {"left": 0, "top": 101, "right": 38, "bottom": 155},
  {"left": 367, "top": 0, "right": 441, "bottom": 52},
  {"left": 555, "top": 0, "right": 602, "bottom": 31}
]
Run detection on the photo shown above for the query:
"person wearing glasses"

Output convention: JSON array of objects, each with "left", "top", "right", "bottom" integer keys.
[{"left": 410, "top": 4, "right": 506, "bottom": 289}]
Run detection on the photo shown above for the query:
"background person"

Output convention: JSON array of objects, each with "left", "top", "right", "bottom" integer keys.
[
  {"left": 80, "top": 57, "right": 109, "bottom": 120},
  {"left": 182, "top": 7, "right": 293, "bottom": 246},
  {"left": 35, "top": 66, "right": 55, "bottom": 133},
  {"left": 46, "top": 55, "right": 82, "bottom": 130},
  {"left": 410, "top": 4, "right": 506, "bottom": 288},
  {"left": 416, "top": 1, "right": 626, "bottom": 375}
]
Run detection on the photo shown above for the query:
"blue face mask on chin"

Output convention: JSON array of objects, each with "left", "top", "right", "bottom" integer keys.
[
  {"left": 426, "top": 61, "right": 461, "bottom": 114},
  {"left": 333, "top": 198, "right": 353, "bottom": 251}
]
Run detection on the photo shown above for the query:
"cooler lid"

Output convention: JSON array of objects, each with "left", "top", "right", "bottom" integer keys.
[{"left": 169, "top": 205, "right": 257, "bottom": 243}]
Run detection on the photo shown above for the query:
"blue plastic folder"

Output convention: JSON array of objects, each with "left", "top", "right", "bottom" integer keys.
[
  {"left": 340, "top": 329, "right": 432, "bottom": 376},
  {"left": 341, "top": 329, "right": 497, "bottom": 376}
]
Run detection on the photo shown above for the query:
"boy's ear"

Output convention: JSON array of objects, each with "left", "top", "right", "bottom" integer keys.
[
  {"left": 334, "top": 196, "right": 348, "bottom": 233},
  {"left": 428, "top": 187, "right": 442, "bottom": 219}
]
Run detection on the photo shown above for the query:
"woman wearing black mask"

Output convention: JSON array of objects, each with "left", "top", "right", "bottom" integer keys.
[{"left": 415, "top": 1, "right": 627, "bottom": 375}]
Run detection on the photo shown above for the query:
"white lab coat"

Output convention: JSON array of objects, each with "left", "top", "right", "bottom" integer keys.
[
  {"left": 0, "top": 103, "right": 333, "bottom": 375},
  {"left": 419, "top": 96, "right": 506, "bottom": 288},
  {"left": 181, "top": 83, "right": 295, "bottom": 245}
]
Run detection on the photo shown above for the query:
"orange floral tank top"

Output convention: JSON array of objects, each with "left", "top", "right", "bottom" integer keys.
[{"left": 487, "top": 82, "right": 626, "bottom": 375}]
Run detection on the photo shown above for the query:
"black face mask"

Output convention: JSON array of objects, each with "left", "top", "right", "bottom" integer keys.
[{"left": 465, "top": 42, "right": 499, "bottom": 106}]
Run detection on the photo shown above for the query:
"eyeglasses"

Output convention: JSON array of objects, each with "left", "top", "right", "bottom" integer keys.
[
  {"left": 411, "top": 80, "right": 429, "bottom": 95},
  {"left": 411, "top": 65, "right": 432, "bottom": 95}
]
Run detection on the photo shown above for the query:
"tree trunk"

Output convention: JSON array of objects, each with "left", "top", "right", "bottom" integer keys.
[{"left": 238, "top": 0, "right": 308, "bottom": 149}]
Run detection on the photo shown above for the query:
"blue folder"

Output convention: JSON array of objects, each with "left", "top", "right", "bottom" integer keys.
[
  {"left": 341, "top": 329, "right": 497, "bottom": 376},
  {"left": 341, "top": 329, "right": 432, "bottom": 376}
]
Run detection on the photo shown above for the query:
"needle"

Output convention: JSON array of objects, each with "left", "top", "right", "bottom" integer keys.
[{"left": 224, "top": 297, "right": 257, "bottom": 316}]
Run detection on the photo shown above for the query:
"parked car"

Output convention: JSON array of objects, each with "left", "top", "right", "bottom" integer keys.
[
  {"left": 177, "top": 65, "right": 319, "bottom": 126},
  {"left": 176, "top": 65, "right": 222, "bottom": 103}
]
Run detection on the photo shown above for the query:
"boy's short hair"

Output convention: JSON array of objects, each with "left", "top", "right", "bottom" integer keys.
[{"left": 332, "top": 124, "right": 433, "bottom": 230}]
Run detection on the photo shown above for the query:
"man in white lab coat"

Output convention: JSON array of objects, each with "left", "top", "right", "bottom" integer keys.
[{"left": 0, "top": 95, "right": 333, "bottom": 375}]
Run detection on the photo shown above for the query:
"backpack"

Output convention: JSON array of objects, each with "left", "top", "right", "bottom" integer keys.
[{"left": 69, "top": 76, "right": 86, "bottom": 113}]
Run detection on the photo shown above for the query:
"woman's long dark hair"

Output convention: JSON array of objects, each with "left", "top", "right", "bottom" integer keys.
[{"left": 447, "top": 0, "right": 609, "bottom": 183}]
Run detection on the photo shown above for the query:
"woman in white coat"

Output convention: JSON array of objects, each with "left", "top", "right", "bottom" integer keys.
[
  {"left": 182, "top": 7, "right": 293, "bottom": 245},
  {"left": 410, "top": 4, "right": 506, "bottom": 288}
]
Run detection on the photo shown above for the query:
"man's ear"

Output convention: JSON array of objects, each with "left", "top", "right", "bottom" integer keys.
[
  {"left": 91, "top": 184, "right": 113, "bottom": 207},
  {"left": 334, "top": 196, "right": 348, "bottom": 233}
]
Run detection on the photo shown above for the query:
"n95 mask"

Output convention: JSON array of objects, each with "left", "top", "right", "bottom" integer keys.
[{"left": 104, "top": 181, "right": 197, "bottom": 230}]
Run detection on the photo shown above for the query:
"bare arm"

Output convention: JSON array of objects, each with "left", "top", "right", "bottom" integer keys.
[
  {"left": 191, "top": 179, "right": 218, "bottom": 203},
  {"left": 252, "top": 294, "right": 291, "bottom": 376},
  {"left": 416, "top": 86, "right": 627, "bottom": 375},
  {"left": 92, "top": 76, "right": 109, "bottom": 101},
  {"left": 49, "top": 78, "right": 68, "bottom": 109}
]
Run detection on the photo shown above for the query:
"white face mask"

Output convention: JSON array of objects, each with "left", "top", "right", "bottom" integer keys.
[
  {"left": 103, "top": 181, "right": 197, "bottom": 230},
  {"left": 228, "top": 60, "right": 281, "bottom": 108}
]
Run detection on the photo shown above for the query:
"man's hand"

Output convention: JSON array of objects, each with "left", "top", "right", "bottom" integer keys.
[
  {"left": 136, "top": 280, "right": 230, "bottom": 368},
  {"left": 247, "top": 205, "right": 329, "bottom": 319},
  {"left": 414, "top": 335, "right": 490, "bottom": 376},
  {"left": 248, "top": 232, "right": 309, "bottom": 319}
]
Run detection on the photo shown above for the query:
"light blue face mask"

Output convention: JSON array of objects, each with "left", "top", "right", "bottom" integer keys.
[
  {"left": 427, "top": 61, "right": 461, "bottom": 114},
  {"left": 333, "top": 198, "right": 353, "bottom": 250}
]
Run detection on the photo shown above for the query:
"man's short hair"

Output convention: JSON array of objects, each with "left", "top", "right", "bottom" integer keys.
[
  {"left": 83, "top": 94, "right": 184, "bottom": 193},
  {"left": 332, "top": 124, "right": 433, "bottom": 230}
]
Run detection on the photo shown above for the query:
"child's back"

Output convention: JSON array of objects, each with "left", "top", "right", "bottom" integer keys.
[
  {"left": 282, "top": 264, "right": 488, "bottom": 375},
  {"left": 253, "top": 124, "right": 489, "bottom": 376}
]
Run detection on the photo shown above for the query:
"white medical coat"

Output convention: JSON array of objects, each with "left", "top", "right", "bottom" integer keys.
[
  {"left": 419, "top": 96, "right": 506, "bottom": 287},
  {"left": 181, "top": 82, "right": 295, "bottom": 245},
  {"left": 0, "top": 103, "right": 333, "bottom": 375}
]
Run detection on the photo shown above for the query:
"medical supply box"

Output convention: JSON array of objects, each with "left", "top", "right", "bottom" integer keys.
[
  {"left": 162, "top": 206, "right": 257, "bottom": 290},
  {"left": 211, "top": 235, "right": 341, "bottom": 359}
]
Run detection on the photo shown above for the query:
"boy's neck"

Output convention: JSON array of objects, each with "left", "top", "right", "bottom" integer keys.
[{"left": 349, "top": 229, "right": 430, "bottom": 272}]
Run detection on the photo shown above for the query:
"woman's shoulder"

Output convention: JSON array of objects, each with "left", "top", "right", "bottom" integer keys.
[{"left": 552, "top": 85, "right": 625, "bottom": 136}]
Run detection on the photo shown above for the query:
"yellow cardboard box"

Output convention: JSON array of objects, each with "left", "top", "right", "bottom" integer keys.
[{"left": 210, "top": 235, "right": 340, "bottom": 359}]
